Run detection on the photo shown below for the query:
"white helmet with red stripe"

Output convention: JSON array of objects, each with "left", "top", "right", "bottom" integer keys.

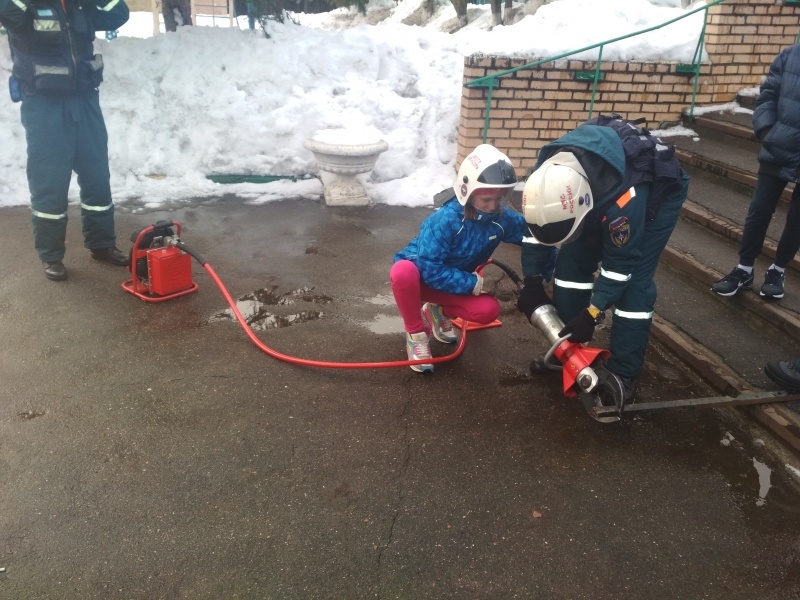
[
  {"left": 453, "top": 144, "right": 518, "bottom": 206},
  {"left": 522, "top": 151, "right": 593, "bottom": 246}
]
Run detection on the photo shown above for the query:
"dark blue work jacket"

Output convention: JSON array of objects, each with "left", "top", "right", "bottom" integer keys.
[{"left": 0, "top": 0, "right": 129, "bottom": 92}]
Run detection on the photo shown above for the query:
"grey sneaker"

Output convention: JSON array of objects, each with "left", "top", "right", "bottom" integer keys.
[
  {"left": 405, "top": 331, "right": 433, "bottom": 373},
  {"left": 711, "top": 267, "right": 754, "bottom": 297},
  {"left": 760, "top": 268, "right": 785, "bottom": 300},
  {"left": 422, "top": 302, "right": 458, "bottom": 344}
]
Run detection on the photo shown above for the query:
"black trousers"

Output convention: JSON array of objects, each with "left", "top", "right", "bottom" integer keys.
[{"left": 739, "top": 171, "right": 800, "bottom": 269}]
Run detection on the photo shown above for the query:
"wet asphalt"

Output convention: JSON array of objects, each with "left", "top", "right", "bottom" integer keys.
[{"left": 1, "top": 197, "right": 799, "bottom": 599}]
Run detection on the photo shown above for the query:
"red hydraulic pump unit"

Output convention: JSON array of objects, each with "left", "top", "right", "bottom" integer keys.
[{"left": 122, "top": 220, "right": 198, "bottom": 302}]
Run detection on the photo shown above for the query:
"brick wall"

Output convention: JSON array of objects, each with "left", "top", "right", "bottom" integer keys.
[{"left": 457, "top": 0, "right": 800, "bottom": 177}]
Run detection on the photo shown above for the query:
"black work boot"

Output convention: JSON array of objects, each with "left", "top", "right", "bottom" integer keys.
[
  {"left": 529, "top": 357, "right": 560, "bottom": 375},
  {"left": 43, "top": 261, "right": 68, "bottom": 281},
  {"left": 594, "top": 362, "right": 638, "bottom": 406},
  {"left": 764, "top": 359, "right": 800, "bottom": 392},
  {"left": 90, "top": 247, "right": 129, "bottom": 267}
]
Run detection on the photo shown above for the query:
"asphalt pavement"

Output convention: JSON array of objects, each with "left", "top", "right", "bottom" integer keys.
[{"left": 1, "top": 197, "right": 799, "bottom": 599}]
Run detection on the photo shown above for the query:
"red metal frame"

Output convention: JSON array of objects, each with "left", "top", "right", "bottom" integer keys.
[{"left": 121, "top": 221, "right": 199, "bottom": 302}]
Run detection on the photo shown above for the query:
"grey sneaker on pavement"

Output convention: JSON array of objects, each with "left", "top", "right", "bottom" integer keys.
[
  {"left": 422, "top": 302, "right": 459, "bottom": 344},
  {"left": 711, "top": 267, "right": 754, "bottom": 297},
  {"left": 405, "top": 331, "right": 433, "bottom": 373},
  {"left": 760, "top": 268, "right": 785, "bottom": 300}
]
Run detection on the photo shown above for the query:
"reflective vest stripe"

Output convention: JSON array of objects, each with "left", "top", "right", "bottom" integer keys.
[
  {"left": 615, "top": 186, "right": 636, "bottom": 209},
  {"left": 613, "top": 308, "right": 653, "bottom": 319},
  {"left": 11, "top": 0, "right": 26, "bottom": 11},
  {"left": 554, "top": 278, "right": 594, "bottom": 290},
  {"left": 31, "top": 209, "right": 67, "bottom": 220},
  {"left": 98, "top": 0, "right": 122, "bottom": 11},
  {"left": 600, "top": 267, "right": 631, "bottom": 282},
  {"left": 80, "top": 202, "right": 113, "bottom": 212}
]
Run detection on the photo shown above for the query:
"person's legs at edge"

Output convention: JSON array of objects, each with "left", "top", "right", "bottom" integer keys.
[
  {"left": 75, "top": 91, "right": 116, "bottom": 251},
  {"left": 740, "top": 173, "right": 787, "bottom": 266},
  {"left": 761, "top": 184, "right": 800, "bottom": 298},
  {"left": 21, "top": 94, "right": 74, "bottom": 279},
  {"left": 713, "top": 173, "right": 786, "bottom": 296}
]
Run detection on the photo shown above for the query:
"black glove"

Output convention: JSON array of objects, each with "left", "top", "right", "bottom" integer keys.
[
  {"left": 558, "top": 308, "right": 599, "bottom": 343},
  {"left": 516, "top": 275, "right": 552, "bottom": 319}
]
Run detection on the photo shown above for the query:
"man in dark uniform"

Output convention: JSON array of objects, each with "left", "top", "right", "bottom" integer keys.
[
  {"left": 516, "top": 116, "right": 689, "bottom": 403},
  {"left": 1, "top": 0, "right": 130, "bottom": 281}
]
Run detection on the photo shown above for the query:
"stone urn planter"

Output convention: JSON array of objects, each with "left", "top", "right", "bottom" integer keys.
[{"left": 304, "top": 129, "right": 389, "bottom": 206}]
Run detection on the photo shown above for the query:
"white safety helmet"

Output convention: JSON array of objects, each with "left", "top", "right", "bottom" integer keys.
[
  {"left": 453, "top": 144, "right": 518, "bottom": 206},
  {"left": 522, "top": 151, "right": 593, "bottom": 246}
]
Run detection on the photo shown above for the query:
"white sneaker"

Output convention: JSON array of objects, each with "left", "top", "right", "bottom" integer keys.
[
  {"left": 422, "top": 302, "right": 459, "bottom": 344},
  {"left": 405, "top": 331, "right": 433, "bottom": 373}
]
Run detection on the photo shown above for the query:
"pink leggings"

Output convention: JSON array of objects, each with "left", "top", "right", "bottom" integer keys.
[{"left": 390, "top": 260, "right": 500, "bottom": 334}]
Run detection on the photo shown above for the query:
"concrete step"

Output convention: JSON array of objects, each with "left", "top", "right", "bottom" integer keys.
[
  {"left": 667, "top": 116, "right": 796, "bottom": 203},
  {"left": 667, "top": 214, "right": 800, "bottom": 316},
  {"left": 736, "top": 91, "right": 758, "bottom": 110},
  {"left": 682, "top": 109, "right": 758, "bottom": 144},
  {"left": 653, "top": 255, "right": 798, "bottom": 389},
  {"left": 651, "top": 258, "right": 800, "bottom": 450},
  {"left": 681, "top": 194, "right": 799, "bottom": 274},
  {"left": 656, "top": 100, "right": 800, "bottom": 444}
]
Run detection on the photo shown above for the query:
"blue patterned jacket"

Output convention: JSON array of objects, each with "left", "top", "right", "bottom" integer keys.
[{"left": 394, "top": 197, "right": 527, "bottom": 295}]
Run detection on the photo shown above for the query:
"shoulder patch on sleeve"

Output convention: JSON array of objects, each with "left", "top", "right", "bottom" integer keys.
[{"left": 608, "top": 216, "right": 631, "bottom": 248}]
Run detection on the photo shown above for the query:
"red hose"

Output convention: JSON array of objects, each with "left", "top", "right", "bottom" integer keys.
[{"left": 203, "top": 263, "right": 468, "bottom": 369}]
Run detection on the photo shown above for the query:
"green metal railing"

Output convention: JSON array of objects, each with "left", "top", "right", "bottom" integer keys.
[{"left": 466, "top": 0, "right": 728, "bottom": 142}]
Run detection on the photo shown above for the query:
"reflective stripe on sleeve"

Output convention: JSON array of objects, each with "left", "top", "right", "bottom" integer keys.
[
  {"left": 80, "top": 202, "right": 113, "bottom": 212},
  {"left": 613, "top": 308, "right": 653, "bottom": 319},
  {"left": 97, "top": 0, "right": 122, "bottom": 11},
  {"left": 11, "top": 0, "right": 28, "bottom": 11},
  {"left": 554, "top": 278, "right": 594, "bottom": 290},
  {"left": 31, "top": 209, "right": 67, "bottom": 220},
  {"left": 522, "top": 235, "right": 541, "bottom": 245},
  {"left": 599, "top": 267, "right": 632, "bottom": 282}
]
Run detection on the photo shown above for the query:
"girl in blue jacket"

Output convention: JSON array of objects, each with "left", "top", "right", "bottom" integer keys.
[{"left": 392, "top": 145, "right": 527, "bottom": 373}]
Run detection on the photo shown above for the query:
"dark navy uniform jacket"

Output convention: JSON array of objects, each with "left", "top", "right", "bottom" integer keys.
[
  {"left": 521, "top": 125, "right": 653, "bottom": 312},
  {"left": 0, "top": 0, "right": 129, "bottom": 93}
]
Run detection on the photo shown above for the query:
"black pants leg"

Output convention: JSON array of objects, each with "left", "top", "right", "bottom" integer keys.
[
  {"left": 774, "top": 183, "right": 800, "bottom": 268},
  {"left": 739, "top": 172, "right": 789, "bottom": 267}
]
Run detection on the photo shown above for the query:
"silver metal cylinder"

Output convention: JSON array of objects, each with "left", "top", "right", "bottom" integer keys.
[
  {"left": 529, "top": 304, "right": 566, "bottom": 346},
  {"left": 529, "top": 304, "right": 600, "bottom": 393}
]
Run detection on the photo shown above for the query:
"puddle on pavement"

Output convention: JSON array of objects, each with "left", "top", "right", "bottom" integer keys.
[
  {"left": 205, "top": 286, "right": 330, "bottom": 330},
  {"left": 753, "top": 457, "right": 772, "bottom": 507},
  {"left": 365, "top": 314, "right": 405, "bottom": 334},
  {"left": 364, "top": 294, "right": 395, "bottom": 306}
]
